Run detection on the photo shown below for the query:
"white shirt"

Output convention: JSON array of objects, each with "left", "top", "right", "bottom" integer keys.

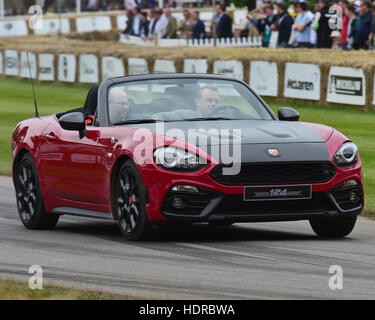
[
  {"left": 124, "top": 0, "right": 136, "bottom": 9},
  {"left": 133, "top": 15, "right": 141, "bottom": 36}
]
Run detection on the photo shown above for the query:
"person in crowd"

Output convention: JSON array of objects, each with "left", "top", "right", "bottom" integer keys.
[
  {"left": 367, "top": 2, "right": 375, "bottom": 48},
  {"left": 178, "top": 9, "right": 195, "bottom": 39},
  {"left": 261, "top": 4, "right": 276, "bottom": 46},
  {"left": 345, "top": 3, "right": 358, "bottom": 49},
  {"left": 162, "top": 8, "right": 178, "bottom": 38},
  {"left": 131, "top": 6, "right": 142, "bottom": 36},
  {"left": 193, "top": 11, "right": 205, "bottom": 39},
  {"left": 353, "top": 0, "right": 372, "bottom": 49},
  {"left": 338, "top": 0, "right": 349, "bottom": 50},
  {"left": 240, "top": 13, "right": 260, "bottom": 38},
  {"left": 271, "top": 2, "right": 294, "bottom": 48},
  {"left": 147, "top": 0, "right": 157, "bottom": 8},
  {"left": 139, "top": 11, "right": 149, "bottom": 38},
  {"left": 293, "top": 1, "right": 313, "bottom": 48},
  {"left": 154, "top": 9, "right": 168, "bottom": 38},
  {"left": 315, "top": 0, "right": 332, "bottom": 48},
  {"left": 330, "top": 30, "right": 341, "bottom": 49},
  {"left": 124, "top": 0, "right": 136, "bottom": 9},
  {"left": 148, "top": 9, "right": 158, "bottom": 38},
  {"left": 214, "top": 4, "right": 233, "bottom": 39},
  {"left": 86, "top": 0, "right": 99, "bottom": 11},
  {"left": 122, "top": 9, "right": 135, "bottom": 35},
  {"left": 5, "top": 8, "right": 14, "bottom": 16}
]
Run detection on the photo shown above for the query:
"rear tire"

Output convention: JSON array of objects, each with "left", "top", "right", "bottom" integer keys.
[
  {"left": 309, "top": 216, "right": 357, "bottom": 238},
  {"left": 115, "top": 159, "right": 153, "bottom": 241},
  {"left": 14, "top": 153, "right": 59, "bottom": 229}
]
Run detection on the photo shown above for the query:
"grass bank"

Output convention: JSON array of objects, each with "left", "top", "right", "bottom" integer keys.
[
  {"left": 0, "top": 77, "right": 373, "bottom": 217},
  {"left": 0, "top": 278, "right": 143, "bottom": 300}
]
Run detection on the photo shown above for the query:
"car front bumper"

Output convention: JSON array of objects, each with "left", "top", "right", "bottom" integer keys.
[{"left": 140, "top": 160, "right": 364, "bottom": 223}]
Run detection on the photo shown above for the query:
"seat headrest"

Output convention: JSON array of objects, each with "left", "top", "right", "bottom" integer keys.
[{"left": 83, "top": 84, "right": 99, "bottom": 116}]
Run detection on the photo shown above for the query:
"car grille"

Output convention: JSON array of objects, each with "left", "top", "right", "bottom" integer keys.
[{"left": 210, "top": 162, "right": 336, "bottom": 185}]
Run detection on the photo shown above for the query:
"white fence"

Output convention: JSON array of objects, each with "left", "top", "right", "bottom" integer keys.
[{"left": 119, "top": 35, "right": 262, "bottom": 47}]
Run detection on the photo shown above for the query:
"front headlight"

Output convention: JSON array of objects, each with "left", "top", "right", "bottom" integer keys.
[
  {"left": 332, "top": 142, "right": 359, "bottom": 167},
  {"left": 154, "top": 147, "right": 203, "bottom": 171}
]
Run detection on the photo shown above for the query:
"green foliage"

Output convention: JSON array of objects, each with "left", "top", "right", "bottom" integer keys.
[{"left": 231, "top": 0, "right": 256, "bottom": 10}]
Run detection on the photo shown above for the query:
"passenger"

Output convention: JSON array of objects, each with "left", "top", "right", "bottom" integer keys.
[{"left": 109, "top": 88, "right": 129, "bottom": 123}]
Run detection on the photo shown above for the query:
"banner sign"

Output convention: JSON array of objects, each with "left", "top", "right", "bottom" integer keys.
[
  {"left": 284, "top": 63, "right": 320, "bottom": 100},
  {"left": 249, "top": 61, "right": 278, "bottom": 97},
  {"left": 20, "top": 51, "right": 37, "bottom": 79},
  {"left": 0, "top": 20, "right": 28, "bottom": 37},
  {"left": 128, "top": 58, "right": 148, "bottom": 75},
  {"left": 153, "top": 59, "right": 176, "bottom": 73},
  {"left": 183, "top": 59, "right": 208, "bottom": 73},
  {"left": 79, "top": 54, "right": 99, "bottom": 83},
  {"left": 58, "top": 54, "right": 76, "bottom": 83},
  {"left": 76, "top": 16, "right": 112, "bottom": 32},
  {"left": 116, "top": 15, "right": 128, "bottom": 30},
  {"left": 102, "top": 56, "right": 125, "bottom": 80},
  {"left": 213, "top": 60, "right": 243, "bottom": 80},
  {"left": 5, "top": 50, "right": 19, "bottom": 76},
  {"left": 327, "top": 66, "right": 366, "bottom": 106},
  {"left": 38, "top": 53, "right": 55, "bottom": 81},
  {"left": 34, "top": 18, "right": 70, "bottom": 35}
]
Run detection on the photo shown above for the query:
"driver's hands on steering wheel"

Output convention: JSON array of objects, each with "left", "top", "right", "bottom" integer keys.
[{"left": 206, "top": 105, "right": 246, "bottom": 118}]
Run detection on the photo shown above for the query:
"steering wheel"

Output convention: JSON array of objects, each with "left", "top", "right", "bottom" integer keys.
[{"left": 206, "top": 105, "right": 247, "bottom": 118}]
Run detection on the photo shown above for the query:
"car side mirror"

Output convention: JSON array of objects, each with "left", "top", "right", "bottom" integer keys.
[
  {"left": 59, "top": 112, "right": 86, "bottom": 138},
  {"left": 278, "top": 107, "right": 300, "bottom": 121}
]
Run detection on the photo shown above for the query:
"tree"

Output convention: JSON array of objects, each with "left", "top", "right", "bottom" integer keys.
[{"left": 231, "top": 0, "right": 256, "bottom": 10}]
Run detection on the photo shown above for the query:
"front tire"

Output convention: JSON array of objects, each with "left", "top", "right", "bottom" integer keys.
[
  {"left": 115, "top": 159, "right": 153, "bottom": 241},
  {"left": 309, "top": 216, "right": 357, "bottom": 238},
  {"left": 14, "top": 153, "right": 59, "bottom": 229}
]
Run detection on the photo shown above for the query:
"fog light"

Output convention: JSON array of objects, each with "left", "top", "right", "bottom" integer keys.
[
  {"left": 171, "top": 185, "right": 199, "bottom": 192},
  {"left": 349, "top": 191, "right": 360, "bottom": 203},
  {"left": 170, "top": 196, "right": 187, "bottom": 209},
  {"left": 342, "top": 179, "right": 358, "bottom": 188}
]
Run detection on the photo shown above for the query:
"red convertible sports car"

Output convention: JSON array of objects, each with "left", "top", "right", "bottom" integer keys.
[{"left": 12, "top": 74, "right": 364, "bottom": 240}]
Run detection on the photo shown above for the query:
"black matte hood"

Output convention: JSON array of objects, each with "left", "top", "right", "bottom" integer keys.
[{"left": 130, "top": 120, "right": 330, "bottom": 162}]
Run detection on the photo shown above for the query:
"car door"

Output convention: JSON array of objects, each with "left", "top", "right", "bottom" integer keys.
[{"left": 38, "top": 121, "right": 101, "bottom": 207}]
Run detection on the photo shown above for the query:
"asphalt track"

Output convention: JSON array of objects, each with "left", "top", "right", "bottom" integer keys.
[{"left": 0, "top": 175, "right": 374, "bottom": 299}]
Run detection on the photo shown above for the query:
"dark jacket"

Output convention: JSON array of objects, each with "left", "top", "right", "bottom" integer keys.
[
  {"left": 317, "top": 6, "right": 332, "bottom": 48},
  {"left": 217, "top": 13, "right": 233, "bottom": 38},
  {"left": 193, "top": 19, "right": 205, "bottom": 39},
  {"left": 140, "top": 19, "right": 150, "bottom": 37},
  {"left": 122, "top": 16, "right": 134, "bottom": 35},
  {"left": 275, "top": 12, "right": 294, "bottom": 45},
  {"left": 353, "top": 10, "right": 372, "bottom": 49}
]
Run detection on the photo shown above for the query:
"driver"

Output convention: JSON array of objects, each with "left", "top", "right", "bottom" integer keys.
[
  {"left": 195, "top": 86, "right": 220, "bottom": 117},
  {"left": 109, "top": 88, "right": 129, "bottom": 123}
]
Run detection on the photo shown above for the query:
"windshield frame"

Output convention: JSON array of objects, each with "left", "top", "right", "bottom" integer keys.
[{"left": 97, "top": 74, "right": 278, "bottom": 127}]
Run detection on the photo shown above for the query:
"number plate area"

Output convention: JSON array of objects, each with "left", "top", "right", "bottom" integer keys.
[{"left": 244, "top": 185, "right": 312, "bottom": 201}]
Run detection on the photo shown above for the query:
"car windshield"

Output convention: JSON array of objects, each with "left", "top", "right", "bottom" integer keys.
[{"left": 108, "top": 78, "right": 274, "bottom": 125}]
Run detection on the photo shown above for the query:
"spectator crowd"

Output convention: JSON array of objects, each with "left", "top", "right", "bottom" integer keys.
[
  {"left": 121, "top": 0, "right": 375, "bottom": 49},
  {"left": 2, "top": 0, "right": 223, "bottom": 15},
  {"left": 122, "top": 2, "right": 233, "bottom": 39},
  {"left": 3, "top": 0, "right": 375, "bottom": 50},
  {"left": 245, "top": 0, "right": 375, "bottom": 50}
]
